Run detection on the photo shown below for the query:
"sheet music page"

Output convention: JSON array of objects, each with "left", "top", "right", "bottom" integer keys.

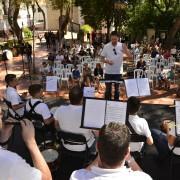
[
  {"left": 125, "top": 79, "right": 139, "bottom": 97},
  {"left": 137, "top": 78, "right": 151, "bottom": 96},
  {"left": 83, "top": 87, "right": 95, "bottom": 98},
  {"left": 105, "top": 101, "right": 127, "bottom": 125},
  {"left": 46, "top": 76, "right": 58, "bottom": 92},
  {"left": 175, "top": 101, "right": 180, "bottom": 135},
  {"left": 83, "top": 99, "right": 106, "bottom": 129}
]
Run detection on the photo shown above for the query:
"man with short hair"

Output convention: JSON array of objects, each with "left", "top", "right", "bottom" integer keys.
[
  {"left": 70, "top": 122, "right": 152, "bottom": 180},
  {"left": 0, "top": 108, "right": 52, "bottom": 180},
  {"left": 4, "top": 74, "right": 26, "bottom": 118},
  {"left": 54, "top": 86, "right": 95, "bottom": 152},
  {"left": 127, "top": 97, "right": 153, "bottom": 153},
  {"left": 101, "top": 31, "right": 132, "bottom": 100},
  {"left": 26, "top": 84, "right": 54, "bottom": 125}
]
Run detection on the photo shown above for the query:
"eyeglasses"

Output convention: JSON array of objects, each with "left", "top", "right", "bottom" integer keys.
[{"left": 113, "top": 48, "right": 117, "bottom": 55}]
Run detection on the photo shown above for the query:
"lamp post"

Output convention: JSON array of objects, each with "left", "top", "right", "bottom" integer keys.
[{"left": 32, "top": 4, "right": 36, "bottom": 74}]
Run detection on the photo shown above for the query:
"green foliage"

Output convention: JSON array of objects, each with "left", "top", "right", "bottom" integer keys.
[
  {"left": 80, "top": 24, "right": 93, "bottom": 33},
  {"left": 23, "top": 27, "right": 33, "bottom": 38}
]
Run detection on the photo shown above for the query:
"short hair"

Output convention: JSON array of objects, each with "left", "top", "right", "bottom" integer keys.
[
  {"left": 28, "top": 84, "right": 43, "bottom": 97},
  {"left": 127, "top": 96, "right": 141, "bottom": 115},
  {"left": 5, "top": 74, "right": 16, "bottom": 85},
  {"left": 110, "top": 31, "right": 119, "bottom": 37},
  {"left": 98, "top": 122, "right": 130, "bottom": 167},
  {"left": 69, "top": 86, "right": 83, "bottom": 105}
]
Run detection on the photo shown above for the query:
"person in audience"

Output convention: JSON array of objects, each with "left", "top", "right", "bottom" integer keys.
[
  {"left": 83, "top": 63, "right": 92, "bottom": 78},
  {"left": 151, "top": 47, "right": 159, "bottom": 58},
  {"left": 55, "top": 50, "right": 64, "bottom": 62},
  {"left": 166, "top": 66, "right": 175, "bottom": 89},
  {"left": 157, "top": 65, "right": 169, "bottom": 89},
  {"left": 94, "top": 63, "right": 103, "bottom": 77},
  {"left": 0, "top": 109, "right": 52, "bottom": 180},
  {"left": 54, "top": 86, "right": 96, "bottom": 152},
  {"left": 81, "top": 75, "right": 94, "bottom": 89},
  {"left": 26, "top": 84, "right": 54, "bottom": 126},
  {"left": 4, "top": 74, "right": 26, "bottom": 118},
  {"left": 72, "top": 65, "right": 81, "bottom": 80},
  {"left": 94, "top": 63, "right": 103, "bottom": 92},
  {"left": 170, "top": 45, "right": 177, "bottom": 59},
  {"left": 136, "top": 55, "right": 146, "bottom": 71},
  {"left": 163, "top": 49, "right": 171, "bottom": 59},
  {"left": 62, "top": 53, "right": 71, "bottom": 65},
  {"left": 127, "top": 97, "right": 153, "bottom": 155},
  {"left": 151, "top": 119, "right": 180, "bottom": 161},
  {"left": 70, "top": 122, "right": 152, "bottom": 180},
  {"left": 40, "top": 62, "right": 50, "bottom": 76}
]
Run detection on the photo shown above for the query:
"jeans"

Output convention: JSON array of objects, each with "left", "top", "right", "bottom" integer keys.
[
  {"left": 104, "top": 74, "right": 121, "bottom": 100},
  {"left": 151, "top": 128, "right": 170, "bottom": 159}
]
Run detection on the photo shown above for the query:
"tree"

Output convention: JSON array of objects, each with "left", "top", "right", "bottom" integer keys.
[{"left": 49, "top": 0, "right": 73, "bottom": 43}]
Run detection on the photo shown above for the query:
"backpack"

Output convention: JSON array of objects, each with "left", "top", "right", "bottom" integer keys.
[{"left": 24, "top": 100, "right": 44, "bottom": 128}]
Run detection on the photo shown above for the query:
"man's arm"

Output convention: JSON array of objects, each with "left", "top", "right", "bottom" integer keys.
[
  {"left": 12, "top": 103, "right": 25, "bottom": 111},
  {"left": 101, "top": 56, "right": 113, "bottom": 65},
  {"left": 123, "top": 44, "right": 133, "bottom": 59},
  {"left": 21, "top": 119, "right": 52, "bottom": 180}
]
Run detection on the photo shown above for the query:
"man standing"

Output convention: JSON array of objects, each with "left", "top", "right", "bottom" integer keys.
[{"left": 101, "top": 31, "right": 132, "bottom": 100}]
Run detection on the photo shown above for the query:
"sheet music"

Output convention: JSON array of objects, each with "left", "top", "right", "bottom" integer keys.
[
  {"left": 137, "top": 78, "right": 151, "bottom": 96},
  {"left": 175, "top": 101, "right": 180, "bottom": 135},
  {"left": 125, "top": 79, "right": 139, "bottom": 97},
  {"left": 46, "top": 76, "right": 58, "bottom": 92},
  {"left": 105, "top": 101, "right": 127, "bottom": 125},
  {"left": 83, "top": 99, "right": 106, "bottom": 129},
  {"left": 83, "top": 87, "right": 95, "bottom": 98}
]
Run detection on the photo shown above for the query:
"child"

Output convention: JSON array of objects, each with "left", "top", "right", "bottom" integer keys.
[
  {"left": 72, "top": 65, "right": 81, "bottom": 86},
  {"left": 157, "top": 65, "right": 168, "bottom": 89},
  {"left": 166, "top": 66, "right": 175, "bottom": 89}
]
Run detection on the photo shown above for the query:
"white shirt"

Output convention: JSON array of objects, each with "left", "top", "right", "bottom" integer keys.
[
  {"left": 70, "top": 165, "right": 152, "bottom": 180},
  {"left": 55, "top": 54, "right": 64, "bottom": 62},
  {"left": 4, "top": 86, "right": 24, "bottom": 117},
  {"left": 54, "top": 105, "right": 95, "bottom": 152},
  {"left": 0, "top": 147, "right": 41, "bottom": 180},
  {"left": 26, "top": 98, "right": 52, "bottom": 121},
  {"left": 40, "top": 65, "right": 50, "bottom": 74},
  {"left": 129, "top": 115, "right": 151, "bottom": 152},
  {"left": 101, "top": 42, "right": 123, "bottom": 74},
  {"left": 168, "top": 126, "right": 180, "bottom": 155},
  {"left": 170, "top": 48, "right": 176, "bottom": 55}
]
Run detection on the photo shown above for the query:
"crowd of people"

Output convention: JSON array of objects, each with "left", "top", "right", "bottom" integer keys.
[{"left": 0, "top": 30, "right": 180, "bottom": 180}]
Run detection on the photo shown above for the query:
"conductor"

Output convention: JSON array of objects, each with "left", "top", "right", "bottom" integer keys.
[{"left": 101, "top": 31, "right": 132, "bottom": 100}]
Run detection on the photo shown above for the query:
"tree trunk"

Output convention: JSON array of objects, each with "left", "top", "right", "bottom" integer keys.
[
  {"left": 36, "top": 1, "right": 46, "bottom": 30},
  {"left": 2, "top": 0, "right": 9, "bottom": 15},
  {"left": 165, "top": 17, "right": 180, "bottom": 48},
  {"left": 106, "top": 20, "right": 111, "bottom": 42},
  {"left": 13, "top": 5, "right": 23, "bottom": 43}
]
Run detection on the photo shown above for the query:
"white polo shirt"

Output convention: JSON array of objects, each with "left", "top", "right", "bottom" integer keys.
[
  {"left": 0, "top": 147, "right": 41, "bottom": 180},
  {"left": 25, "top": 98, "right": 52, "bottom": 121},
  {"left": 168, "top": 126, "right": 180, "bottom": 155},
  {"left": 101, "top": 42, "right": 123, "bottom": 74},
  {"left": 70, "top": 165, "right": 152, "bottom": 180},
  {"left": 4, "top": 86, "right": 24, "bottom": 117},
  {"left": 128, "top": 115, "right": 152, "bottom": 152},
  {"left": 54, "top": 105, "right": 95, "bottom": 152}
]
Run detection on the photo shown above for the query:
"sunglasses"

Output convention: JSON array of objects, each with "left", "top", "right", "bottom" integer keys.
[{"left": 113, "top": 48, "right": 117, "bottom": 55}]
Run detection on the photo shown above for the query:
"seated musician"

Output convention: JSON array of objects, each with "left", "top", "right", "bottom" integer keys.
[
  {"left": 54, "top": 86, "right": 96, "bottom": 152},
  {"left": 70, "top": 122, "right": 152, "bottom": 180},
  {"left": 127, "top": 97, "right": 153, "bottom": 154},
  {"left": 0, "top": 109, "right": 52, "bottom": 180},
  {"left": 4, "top": 74, "right": 26, "bottom": 119},
  {"left": 151, "top": 120, "right": 180, "bottom": 161},
  {"left": 25, "top": 84, "right": 54, "bottom": 126}
]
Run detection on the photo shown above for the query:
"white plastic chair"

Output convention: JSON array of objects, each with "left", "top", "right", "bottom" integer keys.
[
  {"left": 61, "top": 72, "right": 72, "bottom": 88},
  {"left": 134, "top": 69, "right": 144, "bottom": 78},
  {"left": 66, "top": 64, "right": 74, "bottom": 72},
  {"left": 144, "top": 70, "right": 154, "bottom": 89}
]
